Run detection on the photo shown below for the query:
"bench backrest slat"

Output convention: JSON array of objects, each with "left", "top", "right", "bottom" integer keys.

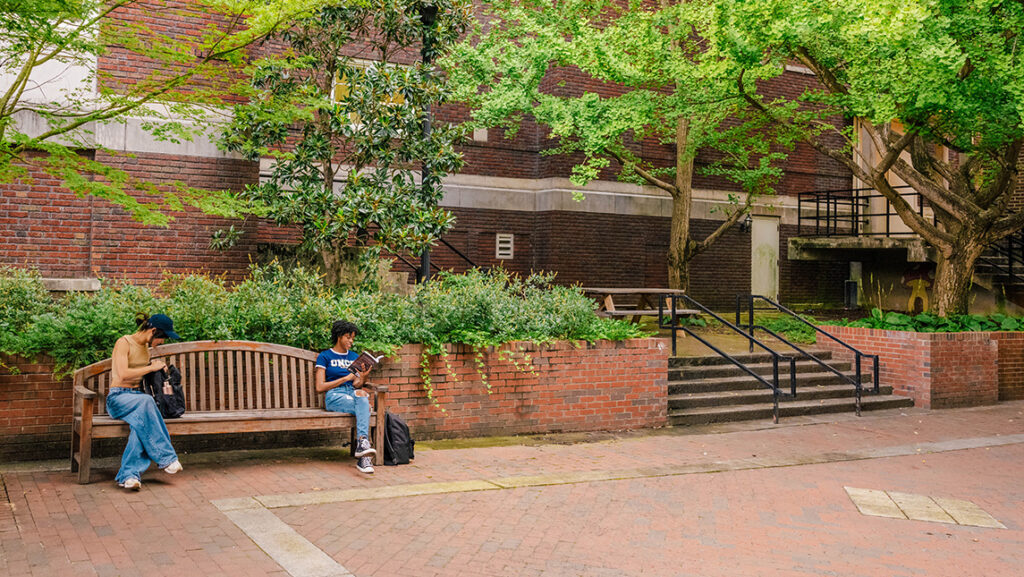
[{"left": 74, "top": 341, "right": 322, "bottom": 416}]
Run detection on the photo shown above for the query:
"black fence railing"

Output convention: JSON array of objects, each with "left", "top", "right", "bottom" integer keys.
[
  {"left": 735, "top": 295, "right": 879, "bottom": 416},
  {"left": 797, "top": 185, "right": 936, "bottom": 237},
  {"left": 978, "top": 232, "right": 1024, "bottom": 288},
  {"left": 385, "top": 236, "right": 480, "bottom": 280},
  {"left": 660, "top": 294, "right": 796, "bottom": 424}
]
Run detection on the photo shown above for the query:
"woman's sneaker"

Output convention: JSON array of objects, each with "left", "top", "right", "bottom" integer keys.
[
  {"left": 118, "top": 478, "right": 141, "bottom": 491},
  {"left": 354, "top": 436, "right": 376, "bottom": 458},
  {"left": 163, "top": 460, "right": 182, "bottom": 475},
  {"left": 356, "top": 456, "right": 374, "bottom": 474}
]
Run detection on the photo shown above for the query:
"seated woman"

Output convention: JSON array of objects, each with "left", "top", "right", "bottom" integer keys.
[
  {"left": 107, "top": 313, "right": 184, "bottom": 490},
  {"left": 315, "top": 320, "right": 377, "bottom": 474}
]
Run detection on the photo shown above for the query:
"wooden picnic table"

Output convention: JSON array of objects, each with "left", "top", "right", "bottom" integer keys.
[{"left": 580, "top": 287, "right": 700, "bottom": 324}]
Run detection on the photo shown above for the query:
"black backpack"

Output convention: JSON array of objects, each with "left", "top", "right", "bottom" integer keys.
[
  {"left": 382, "top": 411, "right": 414, "bottom": 466},
  {"left": 141, "top": 365, "right": 186, "bottom": 419}
]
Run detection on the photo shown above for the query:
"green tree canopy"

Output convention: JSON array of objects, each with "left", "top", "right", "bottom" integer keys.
[
  {"left": 716, "top": 0, "right": 1024, "bottom": 314},
  {"left": 446, "top": 0, "right": 794, "bottom": 289},
  {"left": 219, "top": 0, "right": 471, "bottom": 284}
]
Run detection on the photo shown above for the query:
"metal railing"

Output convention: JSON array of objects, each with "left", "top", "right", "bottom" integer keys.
[
  {"left": 735, "top": 295, "right": 879, "bottom": 417},
  {"left": 797, "top": 185, "right": 936, "bottom": 237},
  {"left": 978, "top": 231, "right": 1024, "bottom": 287},
  {"left": 385, "top": 236, "right": 480, "bottom": 279},
  {"left": 660, "top": 294, "right": 796, "bottom": 424}
]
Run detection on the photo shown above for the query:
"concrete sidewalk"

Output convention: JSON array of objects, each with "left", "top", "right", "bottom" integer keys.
[{"left": 2, "top": 403, "right": 1022, "bottom": 576}]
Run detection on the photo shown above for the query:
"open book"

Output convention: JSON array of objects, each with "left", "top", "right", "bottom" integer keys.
[{"left": 349, "top": 351, "right": 384, "bottom": 376}]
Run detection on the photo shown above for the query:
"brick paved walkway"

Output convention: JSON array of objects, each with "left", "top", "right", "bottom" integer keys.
[{"left": 2, "top": 403, "right": 1022, "bottom": 576}]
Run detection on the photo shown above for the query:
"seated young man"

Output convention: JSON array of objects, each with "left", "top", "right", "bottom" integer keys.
[{"left": 315, "top": 320, "right": 377, "bottom": 474}]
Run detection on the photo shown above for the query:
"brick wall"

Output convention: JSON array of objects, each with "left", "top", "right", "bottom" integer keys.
[
  {"left": 0, "top": 355, "right": 73, "bottom": 461},
  {"left": 0, "top": 338, "right": 668, "bottom": 461},
  {"left": 992, "top": 332, "right": 1024, "bottom": 401},
  {"left": 816, "top": 326, "right": 1003, "bottom": 409},
  {"left": 0, "top": 153, "right": 290, "bottom": 285},
  {"left": 373, "top": 339, "right": 668, "bottom": 439}
]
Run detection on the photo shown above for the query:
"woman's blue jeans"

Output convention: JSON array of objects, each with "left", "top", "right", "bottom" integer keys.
[
  {"left": 106, "top": 387, "right": 178, "bottom": 483},
  {"left": 325, "top": 385, "right": 371, "bottom": 438}
]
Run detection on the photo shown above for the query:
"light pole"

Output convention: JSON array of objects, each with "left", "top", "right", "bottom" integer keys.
[{"left": 417, "top": 1, "right": 438, "bottom": 283}]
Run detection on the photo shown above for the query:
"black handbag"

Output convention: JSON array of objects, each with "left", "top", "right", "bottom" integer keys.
[{"left": 141, "top": 365, "right": 186, "bottom": 419}]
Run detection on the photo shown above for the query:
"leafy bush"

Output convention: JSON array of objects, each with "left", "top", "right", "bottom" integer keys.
[
  {"left": 0, "top": 264, "right": 650, "bottom": 376},
  {"left": 827, "top": 308, "right": 1024, "bottom": 333},
  {"left": 760, "top": 315, "right": 817, "bottom": 344}
]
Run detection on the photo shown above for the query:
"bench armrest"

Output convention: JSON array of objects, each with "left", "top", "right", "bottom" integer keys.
[
  {"left": 74, "top": 385, "right": 98, "bottom": 400},
  {"left": 362, "top": 382, "right": 389, "bottom": 393}
]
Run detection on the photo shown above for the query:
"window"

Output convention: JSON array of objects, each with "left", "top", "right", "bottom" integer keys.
[{"left": 495, "top": 233, "right": 514, "bottom": 259}]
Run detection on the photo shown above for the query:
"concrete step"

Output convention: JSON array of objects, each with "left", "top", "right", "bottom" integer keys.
[
  {"left": 669, "top": 350, "right": 833, "bottom": 368},
  {"left": 670, "top": 359, "right": 854, "bottom": 381},
  {"left": 669, "top": 371, "right": 873, "bottom": 395},
  {"left": 668, "top": 384, "right": 895, "bottom": 410},
  {"left": 668, "top": 394, "right": 915, "bottom": 426}
]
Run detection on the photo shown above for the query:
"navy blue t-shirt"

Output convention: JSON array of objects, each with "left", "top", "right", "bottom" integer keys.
[{"left": 316, "top": 348, "right": 359, "bottom": 387}]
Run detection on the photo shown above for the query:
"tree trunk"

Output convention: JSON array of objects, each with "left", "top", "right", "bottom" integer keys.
[
  {"left": 667, "top": 116, "right": 695, "bottom": 291},
  {"left": 320, "top": 244, "right": 344, "bottom": 286},
  {"left": 667, "top": 195, "right": 695, "bottom": 291},
  {"left": 932, "top": 242, "right": 985, "bottom": 316}
]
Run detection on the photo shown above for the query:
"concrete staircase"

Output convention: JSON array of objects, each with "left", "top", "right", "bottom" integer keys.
[{"left": 668, "top": 350, "right": 914, "bottom": 426}]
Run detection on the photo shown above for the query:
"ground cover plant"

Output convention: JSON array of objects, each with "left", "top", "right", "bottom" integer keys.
[
  {"left": 0, "top": 265, "right": 649, "bottom": 404},
  {"left": 826, "top": 308, "right": 1024, "bottom": 333}
]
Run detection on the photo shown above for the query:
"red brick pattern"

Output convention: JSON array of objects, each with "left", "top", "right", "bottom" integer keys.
[
  {"left": 373, "top": 339, "right": 669, "bottom": 439},
  {"left": 0, "top": 355, "right": 73, "bottom": 460},
  {"left": 816, "top": 326, "right": 1002, "bottom": 409},
  {"left": 993, "top": 332, "right": 1024, "bottom": 401}
]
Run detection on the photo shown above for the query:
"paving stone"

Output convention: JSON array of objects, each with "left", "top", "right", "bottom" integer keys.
[
  {"left": 932, "top": 496, "right": 1007, "bottom": 529},
  {"left": 887, "top": 491, "right": 956, "bottom": 524},
  {"left": 844, "top": 487, "right": 907, "bottom": 519}
]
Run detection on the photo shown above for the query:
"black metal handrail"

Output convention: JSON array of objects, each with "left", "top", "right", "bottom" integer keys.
[
  {"left": 797, "top": 185, "right": 938, "bottom": 237},
  {"left": 978, "top": 230, "right": 1024, "bottom": 287},
  {"left": 660, "top": 294, "right": 796, "bottom": 424},
  {"left": 384, "top": 234, "right": 480, "bottom": 277},
  {"left": 736, "top": 294, "right": 880, "bottom": 417}
]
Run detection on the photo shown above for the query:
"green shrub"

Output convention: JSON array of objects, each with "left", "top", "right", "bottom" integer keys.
[
  {"left": 0, "top": 266, "right": 52, "bottom": 345},
  {"left": 760, "top": 315, "right": 817, "bottom": 344},
  {"left": 0, "top": 264, "right": 649, "bottom": 377}
]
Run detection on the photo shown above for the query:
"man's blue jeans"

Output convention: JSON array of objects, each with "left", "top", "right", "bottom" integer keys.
[
  {"left": 325, "top": 385, "right": 370, "bottom": 438},
  {"left": 106, "top": 387, "right": 178, "bottom": 484}
]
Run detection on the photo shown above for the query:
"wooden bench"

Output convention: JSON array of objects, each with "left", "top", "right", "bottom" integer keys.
[
  {"left": 581, "top": 288, "right": 701, "bottom": 324},
  {"left": 71, "top": 340, "right": 388, "bottom": 484}
]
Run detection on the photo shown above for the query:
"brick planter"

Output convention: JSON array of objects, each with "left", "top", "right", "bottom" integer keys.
[
  {"left": 0, "top": 338, "right": 669, "bottom": 461},
  {"left": 815, "top": 326, "right": 1024, "bottom": 409},
  {"left": 372, "top": 339, "right": 669, "bottom": 439}
]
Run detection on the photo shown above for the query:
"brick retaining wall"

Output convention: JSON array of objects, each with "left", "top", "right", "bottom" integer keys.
[
  {"left": 0, "top": 338, "right": 668, "bottom": 461},
  {"left": 373, "top": 339, "right": 669, "bottom": 439},
  {"left": 816, "top": 326, "right": 1014, "bottom": 409}
]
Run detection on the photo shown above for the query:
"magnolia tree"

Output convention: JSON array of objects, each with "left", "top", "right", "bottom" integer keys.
[
  {"left": 446, "top": 0, "right": 793, "bottom": 290},
  {"left": 716, "top": 0, "right": 1024, "bottom": 315},
  {"left": 0, "top": 0, "right": 334, "bottom": 225},
  {"left": 219, "top": 0, "right": 472, "bottom": 284}
]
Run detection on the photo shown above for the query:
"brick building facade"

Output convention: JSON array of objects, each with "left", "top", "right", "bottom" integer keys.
[{"left": 0, "top": 2, "right": 852, "bottom": 308}]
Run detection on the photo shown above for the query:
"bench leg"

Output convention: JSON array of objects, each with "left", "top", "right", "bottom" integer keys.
[
  {"left": 350, "top": 427, "right": 357, "bottom": 458},
  {"left": 70, "top": 427, "right": 80, "bottom": 474},
  {"left": 77, "top": 430, "right": 93, "bottom": 484},
  {"left": 371, "top": 414, "right": 386, "bottom": 466}
]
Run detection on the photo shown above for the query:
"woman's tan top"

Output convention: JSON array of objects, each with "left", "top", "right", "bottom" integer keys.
[{"left": 110, "top": 335, "right": 150, "bottom": 388}]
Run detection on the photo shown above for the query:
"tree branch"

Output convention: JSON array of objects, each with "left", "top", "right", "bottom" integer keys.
[{"left": 607, "top": 147, "right": 677, "bottom": 194}]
